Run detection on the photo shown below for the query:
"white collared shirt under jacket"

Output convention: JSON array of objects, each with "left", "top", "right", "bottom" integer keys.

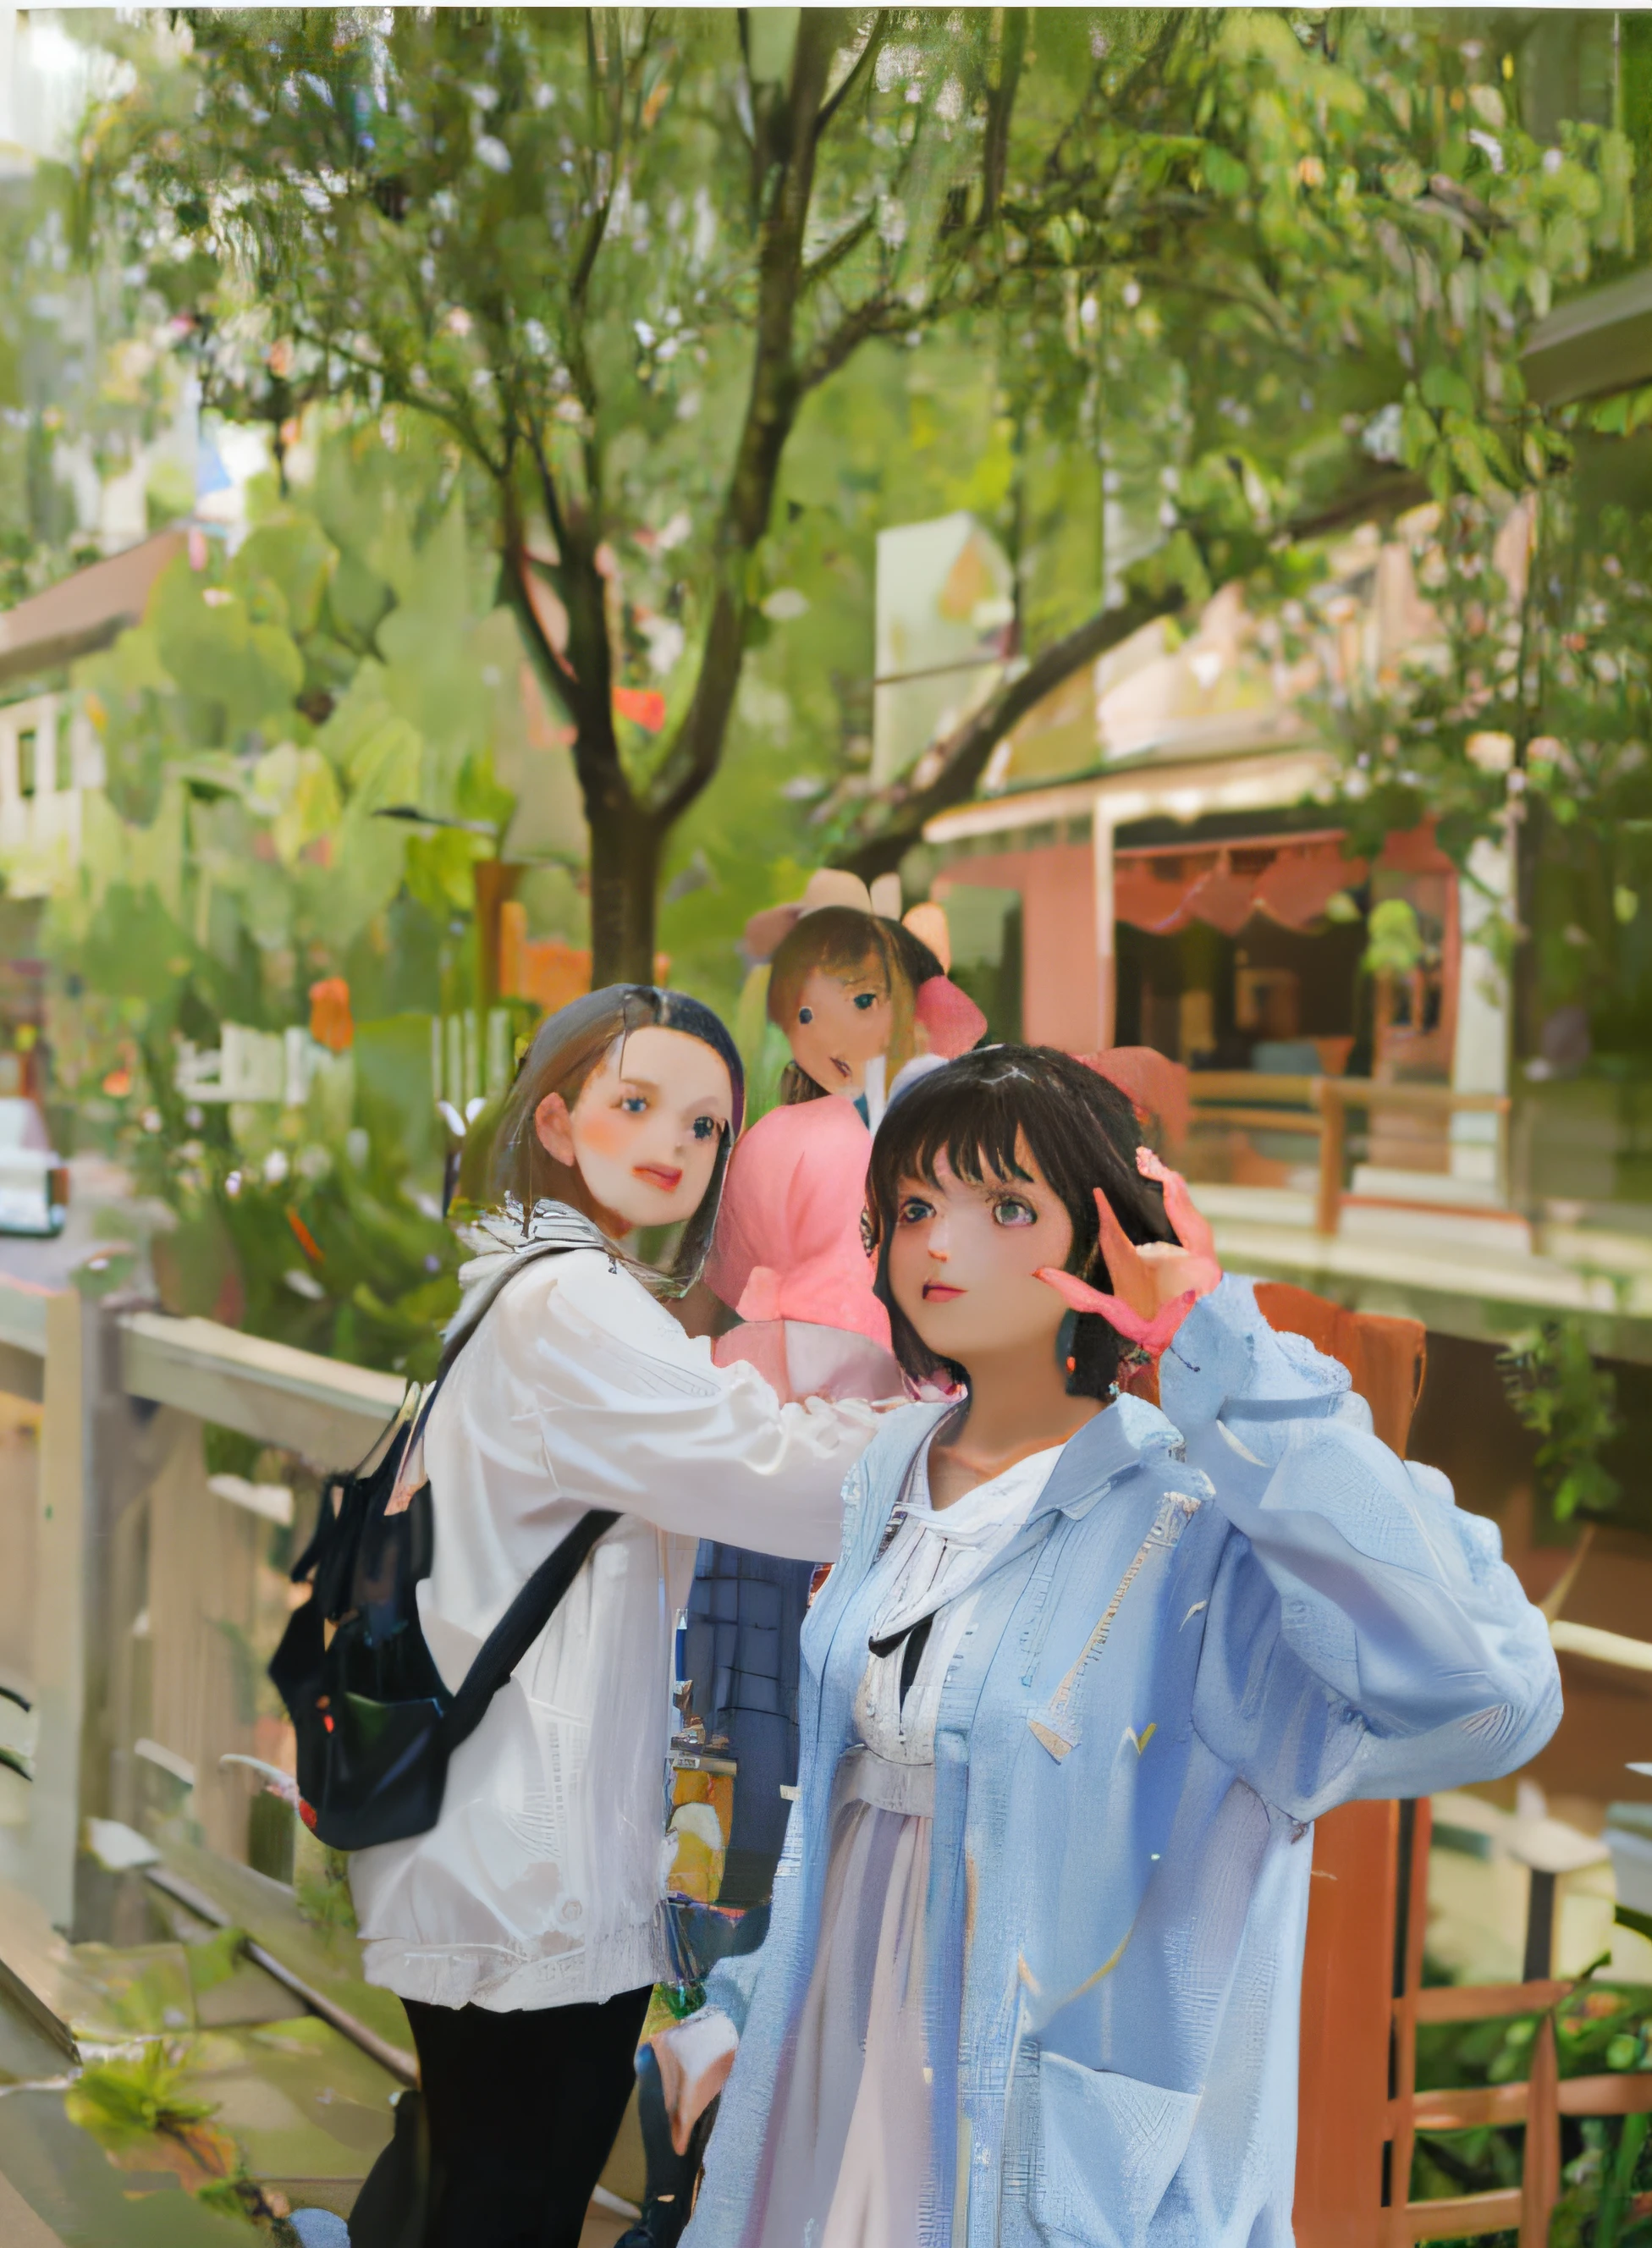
[{"left": 349, "top": 1207, "right": 878, "bottom": 2014}]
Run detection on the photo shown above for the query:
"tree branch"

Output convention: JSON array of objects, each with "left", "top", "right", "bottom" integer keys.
[
  {"left": 570, "top": 10, "right": 623, "bottom": 316},
  {"left": 982, "top": 8, "right": 1028, "bottom": 223},
  {"left": 799, "top": 249, "right": 1001, "bottom": 393},
  {"left": 525, "top": 414, "right": 575, "bottom": 578},
  {"left": 815, "top": 13, "right": 885, "bottom": 140},
  {"left": 834, "top": 589, "right": 1181, "bottom": 879},
  {"left": 640, "top": 12, "right": 838, "bottom": 827},
  {"left": 801, "top": 201, "right": 881, "bottom": 295},
  {"left": 286, "top": 317, "right": 508, "bottom": 478},
  {"left": 498, "top": 538, "right": 577, "bottom": 725},
  {"left": 832, "top": 462, "right": 1435, "bottom": 879}
]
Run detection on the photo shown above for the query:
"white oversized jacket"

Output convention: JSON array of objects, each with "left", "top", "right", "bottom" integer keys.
[{"left": 349, "top": 1206, "right": 874, "bottom": 2012}]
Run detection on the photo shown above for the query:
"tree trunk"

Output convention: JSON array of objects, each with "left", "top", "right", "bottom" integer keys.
[
  {"left": 587, "top": 795, "right": 664, "bottom": 987},
  {"left": 501, "top": 529, "right": 662, "bottom": 989}
]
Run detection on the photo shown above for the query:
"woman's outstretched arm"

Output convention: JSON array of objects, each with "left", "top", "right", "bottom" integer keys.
[{"left": 494, "top": 1248, "right": 895, "bottom": 1562}]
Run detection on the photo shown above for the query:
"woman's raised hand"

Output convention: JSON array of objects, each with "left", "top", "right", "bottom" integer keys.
[{"left": 1036, "top": 1148, "right": 1221, "bottom": 1358}]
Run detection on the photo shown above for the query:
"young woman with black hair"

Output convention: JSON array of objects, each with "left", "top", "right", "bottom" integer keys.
[
  {"left": 345, "top": 986, "right": 885, "bottom": 2248},
  {"left": 676, "top": 1044, "right": 1561, "bottom": 2248}
]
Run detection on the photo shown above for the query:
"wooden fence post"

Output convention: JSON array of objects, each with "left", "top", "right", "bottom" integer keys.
[
  {"left": 18, "top": 1289, "right": 91, "bottom": 1929},
  {"left": 1519, "top": 2012, "right": 1561, "bottom": 2247},
  {"left": 1294, "top": 1799, "right": 1401, "bottom": 2247},
  {"left": 1315, "top": 1081, "right": 1346, "bottom": 1236},
  {"left": 1385, "top": 1797, "right": 1433, "bottom": 2248},
  {"left": 0, "top": 1291, "right": 166, "bottom": 1930}
]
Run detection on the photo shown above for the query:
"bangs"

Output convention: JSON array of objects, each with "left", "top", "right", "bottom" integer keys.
[
  {"left": 768, "top": 906, "right": 892, "bottom": 1026},
  {"left": 876, "top": 1066, "right": 1040, "bottom": 1195},
  {"left": 865, "top": 1044, "right": 1176, "bottom": 1402}
]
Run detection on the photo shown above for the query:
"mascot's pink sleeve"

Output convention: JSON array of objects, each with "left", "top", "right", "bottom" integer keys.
[{"left": 704, "top": 1099, "right": 890, "bottom": 1351}]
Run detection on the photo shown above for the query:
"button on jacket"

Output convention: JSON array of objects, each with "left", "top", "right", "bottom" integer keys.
[{"left": 689, "top": 1278, "right": 1561, "bottom": 2248}]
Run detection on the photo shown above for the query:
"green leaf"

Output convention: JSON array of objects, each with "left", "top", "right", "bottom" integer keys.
[
  {"left": 233, "top": 515, "right": 336, "bottom": 636},
  {"left": 1399, "top": 392, "right": 1440, "bottom": 468},
  {"left": 1201, "top": 144, "right": 1248, "bottom": 199},
  {"left": 184, "top": 1926, "right": 248, "bottom": 1997},
  {"left": 1420, "top": 365, "right": 1476, "bottom": 416}
]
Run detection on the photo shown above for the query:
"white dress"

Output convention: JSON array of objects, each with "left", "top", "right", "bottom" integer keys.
[
  {"left": 350, "top": 1218, "right": 879, "bottom": 2014},
  {"left": 749, "top": 1432, "right": 1063, "bottom": 2247}
]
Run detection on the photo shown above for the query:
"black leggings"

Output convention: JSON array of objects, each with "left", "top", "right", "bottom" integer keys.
[{"left": 405, "top": 1986, "right": 651, "bottom": 2248}]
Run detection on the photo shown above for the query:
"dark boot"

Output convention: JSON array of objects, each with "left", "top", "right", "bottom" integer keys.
[
  {"left": 349, "top": 2085, "right": 430, "bottom": 2247},
  {"left": 614, "top": 2047, "right": 717, "bottom": 2248}
]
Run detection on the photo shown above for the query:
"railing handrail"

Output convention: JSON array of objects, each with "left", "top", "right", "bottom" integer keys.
[
  {"left": 118, "top": 1309, "right": 405, "bottom": 1420},
  {"left": 118, "top": 1309, "right": 407, "bottom": 1463},
  {"left": 0, "top": 1280, "right": 409, "bottom": 1464},
  {"left": 1189, "top": 1070, "right": 1511, "bottom": 1116},
  {"left": 1184, "top": 1073, "right": 1514, "bottom": 1237}
]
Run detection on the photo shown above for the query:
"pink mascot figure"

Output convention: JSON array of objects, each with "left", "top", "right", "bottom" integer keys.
[
  {"left": 628, "top": 901, "right": 982, "bottom": 2248},
  {"left": 704, "top": 902, "right": 985, "bottom": 1405}
]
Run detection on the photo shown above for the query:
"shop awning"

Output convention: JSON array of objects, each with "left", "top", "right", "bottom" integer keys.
[{"left": 1113, "top": 837, "right": 1365, "bottom": 939}]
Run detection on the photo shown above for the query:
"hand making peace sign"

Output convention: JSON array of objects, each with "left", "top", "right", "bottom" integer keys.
[{"left": 1036, "top": 1147, "right": 1221, "bottom": 1359}]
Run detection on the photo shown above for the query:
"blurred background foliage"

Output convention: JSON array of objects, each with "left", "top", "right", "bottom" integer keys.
[
  {"left": 44, "top": 419, "right": 538, "bottom": 1372},
  {"left": 0, "top": 149, "right": 173, "bottom": 605}
]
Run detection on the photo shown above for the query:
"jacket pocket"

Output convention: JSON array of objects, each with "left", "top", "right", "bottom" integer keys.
[{"left": 1032, "top": 2047, "right": 1200, "bottom": 2245}]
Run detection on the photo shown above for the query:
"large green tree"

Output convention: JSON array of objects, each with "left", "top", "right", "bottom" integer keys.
[
  {"left": 84, "top": 6, "right": 1626, "bottom": 984},
  {"left": 827, "top": 8, "right": 1633, "bottom": 878},
  {"left": 92, "top": 5, "right": 1081, "bottom": 978}
]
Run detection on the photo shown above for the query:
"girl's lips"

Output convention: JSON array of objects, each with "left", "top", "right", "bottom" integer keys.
[
  {"left": 832, "top": 1056, "right": 851, "bottom": 1080},
  {"left": 633, "top": 1163, "right": 683, "bottom": 1192},
  {"left": 922, "top": 1281, "right": 964, "bottom": 1302}
]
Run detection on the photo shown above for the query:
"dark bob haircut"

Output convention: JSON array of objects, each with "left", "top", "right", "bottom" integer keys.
[
  {"left": 492, "top": 984, "right": 745, "bottom": 1290},
  {"left": 866, "top": 1044, "right": 1176, "bottom": 1399}
]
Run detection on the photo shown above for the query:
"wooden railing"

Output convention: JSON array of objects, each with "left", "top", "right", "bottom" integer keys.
[
  {"left": 1299, "top": 1793, "right": 1652, "bottom": 2248},
  {"left": 0, "top": 1279, "right": 403, "bottom": 1930},
  {"left": 1401, "top": 1987, "right": 1652, "bottom": 2240},
  {"left": 1187, "top": 1072, "right": 1513, "bottom": 1235}
]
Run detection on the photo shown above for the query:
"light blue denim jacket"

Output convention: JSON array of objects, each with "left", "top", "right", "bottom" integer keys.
[{"left": 685, "top": 1278, "right": 1561, "bottom": 2248}]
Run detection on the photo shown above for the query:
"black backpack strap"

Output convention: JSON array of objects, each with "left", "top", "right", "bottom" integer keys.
[
  {"left": 439, "top": 1507, "right": 620, "bottom": 1751},
  {"left": 379, "top": 1235, "right": 594, "bottom": 1524}
]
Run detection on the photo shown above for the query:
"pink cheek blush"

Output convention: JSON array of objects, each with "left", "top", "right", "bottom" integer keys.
[{"left": 576, "top": 1109, "right": 632, "bottom": 1157}]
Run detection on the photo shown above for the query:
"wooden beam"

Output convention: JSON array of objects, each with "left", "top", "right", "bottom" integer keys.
[
  {"left": 1523, "top": 267, "right": 1652, "bottom": 407},
  {"left": 1412, "top": 1978, "right": 1572, "bottom": 2025},
  {"left": 1404, "top": 2189, "right": 1523, "bottom": 2240},
  {"left": 118, "top": 1311, "right": 405, "bottom": 1468}
]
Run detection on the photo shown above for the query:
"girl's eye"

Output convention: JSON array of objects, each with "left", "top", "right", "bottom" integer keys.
[
  {"left": 992, "top": 1197, "right": 1037, "bottom": 1226},
  {"left": 691, "top": 1116, "right": 719, "bottom": 1142},
  {"left": 620, "top": 1094, "right": 647, "bottom": 1115},
  {"left": 898, "top": 1197, "right": 933, "bottom": 1226},
  {"left": 852, "top": 991, "right": 877, "bottom": 1011},
  {"left": 797, "top": 1006, "right": 814, "bottom": 1025}
]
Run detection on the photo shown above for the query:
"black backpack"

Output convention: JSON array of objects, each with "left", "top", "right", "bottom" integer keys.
[{"left": 269, "top": 1242, "right": 618, "bottom": 1852}]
